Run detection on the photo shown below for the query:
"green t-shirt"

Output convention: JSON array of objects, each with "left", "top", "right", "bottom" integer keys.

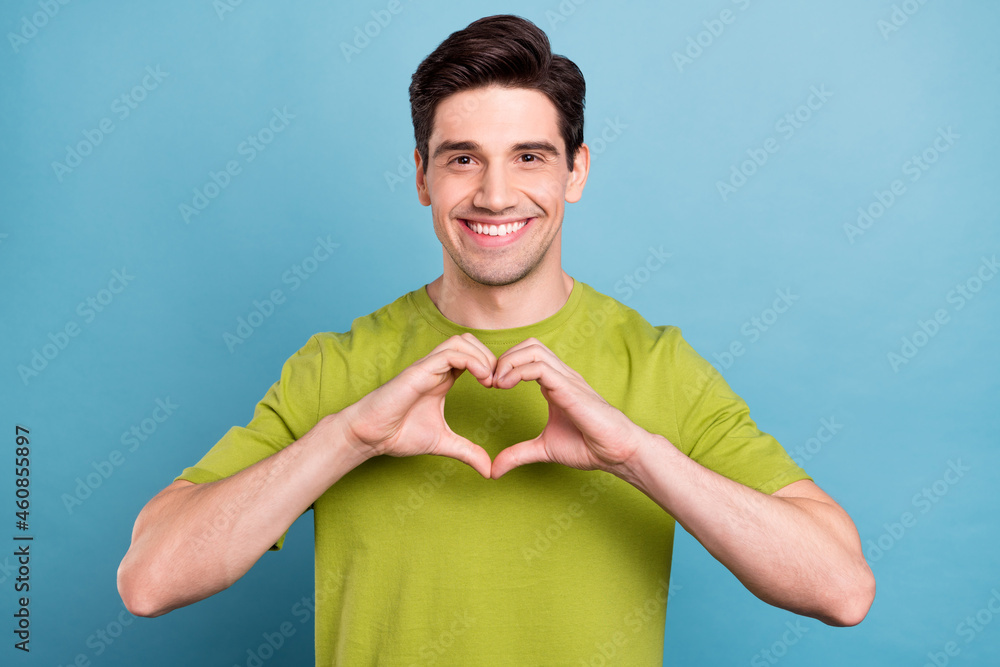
[{"left": 177, "top": 279, "right": 810, "bottom": 666}]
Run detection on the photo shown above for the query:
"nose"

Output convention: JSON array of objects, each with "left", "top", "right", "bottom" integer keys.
[{"left": 472, "top": 163, "right": 519, "bottom": 213}]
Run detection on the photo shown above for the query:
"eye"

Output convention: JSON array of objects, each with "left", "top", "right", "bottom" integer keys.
[
  {"left": 450, "top": 155, "right": 472, "bottom": 165},
  {"left": 519, "top": 154, "right": 537, "bottom": 163}
]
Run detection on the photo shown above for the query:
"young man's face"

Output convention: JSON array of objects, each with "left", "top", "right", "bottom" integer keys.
[{"left": 416, "top": 85, "right": 589, "bottom": 287}]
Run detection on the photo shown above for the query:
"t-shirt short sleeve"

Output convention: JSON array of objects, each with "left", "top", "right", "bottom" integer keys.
[
  {"left": 174, "top": 334, "right": 324, "bottom": 550},
  {"left": 663, "top": 326, "right": 812, "bottom": 495}
]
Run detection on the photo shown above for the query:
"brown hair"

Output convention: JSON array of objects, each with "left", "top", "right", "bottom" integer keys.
[{"left": 409, "top": 14, "right": 586, "bottom": 172}]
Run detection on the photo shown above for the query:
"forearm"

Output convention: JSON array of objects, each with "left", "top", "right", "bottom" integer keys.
[
  {"left": 118, "top": 413, "right": 370, "bottom": 617},
  {"left": 612, "top": 432, "right": 873, "bottom": 626}
]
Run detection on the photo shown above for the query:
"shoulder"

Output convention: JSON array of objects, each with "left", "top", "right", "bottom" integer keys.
[{"left": 573, "top": 281, "right": 686, "bottom": 350}]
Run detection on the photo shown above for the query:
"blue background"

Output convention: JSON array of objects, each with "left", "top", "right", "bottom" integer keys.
[{"left": 2, "top": 1, "right": 998, "bottom": 665}]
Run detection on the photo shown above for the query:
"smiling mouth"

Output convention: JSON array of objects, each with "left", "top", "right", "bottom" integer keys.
[{"left": 463, "top": 219, "right": 530, "bottom": 237}]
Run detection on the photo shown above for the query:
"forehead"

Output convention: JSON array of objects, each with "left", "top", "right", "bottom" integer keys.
[{"left": 429, "top": 86, "right": 562, "bottom": 148}]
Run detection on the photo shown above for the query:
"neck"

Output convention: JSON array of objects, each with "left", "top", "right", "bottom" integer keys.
[{"left": 427, "top": 264, "right": 574, "bottom": 330}]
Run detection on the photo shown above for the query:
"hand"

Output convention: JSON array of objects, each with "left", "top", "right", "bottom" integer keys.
[
  {"left": 339, "top": 333, "right": 496, "bottom": 477},
  {"left": 489, "top": 338, "right": 645, "bottom": 479}
]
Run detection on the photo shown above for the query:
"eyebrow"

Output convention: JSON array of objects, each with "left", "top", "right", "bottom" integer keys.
[{"left": 432, "top": 140, "right": 561, "bottom": 159}]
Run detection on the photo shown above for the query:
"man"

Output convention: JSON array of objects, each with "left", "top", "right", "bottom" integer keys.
[{"left": 118, "top": 14, "right": 874, "bottom": 665}]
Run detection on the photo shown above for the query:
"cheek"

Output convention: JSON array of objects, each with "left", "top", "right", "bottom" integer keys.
[{"left": 523, "top": 178, "right": 565, "bottom": 212}]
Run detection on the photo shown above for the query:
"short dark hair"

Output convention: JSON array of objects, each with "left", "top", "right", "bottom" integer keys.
[{"left": 409, "top": 14, "right": 586, "bottom": 172}]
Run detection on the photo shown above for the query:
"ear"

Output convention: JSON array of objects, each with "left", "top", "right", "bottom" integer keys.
[
  {"left": 565, "top": 143, "right": 590, "bottom": 204},
  {"left": 415, "top": 148, "right": 431, "bottom": 207}
]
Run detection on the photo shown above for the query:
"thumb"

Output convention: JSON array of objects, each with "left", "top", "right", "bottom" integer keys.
[
  {"left": 491, "top": 438, "right": 549, "bottom": 480},
  {"left": 435, "top": 430, "right": 493, "bottom": 479}
]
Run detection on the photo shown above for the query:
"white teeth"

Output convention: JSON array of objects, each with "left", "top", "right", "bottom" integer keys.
[{"left": 467, "top": 219, "right": 528, "bottom": 236}]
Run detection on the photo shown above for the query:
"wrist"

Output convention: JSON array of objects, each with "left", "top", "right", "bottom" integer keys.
[
  {"left": 608, "top": 431, "right": 683, "bottom": 494},
  {"left": 314, "top": 410, "right": 376, "bottom": 469}
]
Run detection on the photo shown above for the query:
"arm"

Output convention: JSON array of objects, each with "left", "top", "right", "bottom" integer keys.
[
  {"left": 118, "top": 334, "right": 496, "bottom": 618},
  {"left": 489, "top": 338, "right": 875, "bottom": 626},
  {"left": 612, "top": 437, "right": 874, "bottom": 626},
  {"left": 117, "top": 415, "right": 366, "bottom": 618}
]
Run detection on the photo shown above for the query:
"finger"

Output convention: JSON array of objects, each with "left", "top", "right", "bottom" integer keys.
[
  {"left": 408, "top": 349, "right": 494, "bottom": 395},
  {"left": 435, "top": 431, "right": 493, "bottom": 478},
  {"left": 496, "top": 345, "right": 569, "bottom": 388},
  {"left": 491, "top": 438, "right": 549, "bottom": 479},
  {"left": 494, "top": 358, "right": 570, "bottom": 393},
  {"left": 431, "top": 334, "right": 497, "bottom": 386}
]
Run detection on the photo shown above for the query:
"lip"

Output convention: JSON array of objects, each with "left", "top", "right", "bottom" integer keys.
[{"left": 460, "top": 217, "right": 534, "bottom": 247}]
